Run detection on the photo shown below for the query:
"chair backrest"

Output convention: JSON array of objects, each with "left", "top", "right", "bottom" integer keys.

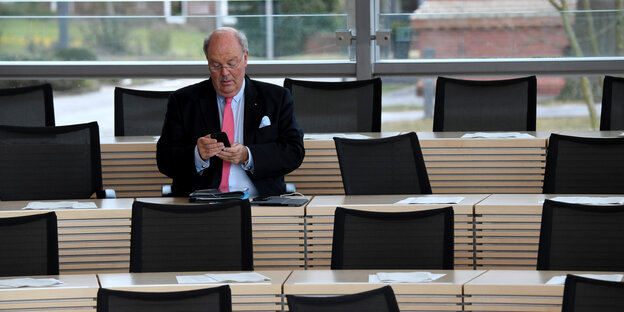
[
  {"left": 0, "top": 212, "right": 59, "bottom": 276},
  {"left": 433, "top": 76, "right": 537, "bottom": 131},
  {"left": 283, "top": 78, "right": 382, "bottom": 133},
  {"left": 561, "top": 274, "right": 624, "bottom": 312},
  {"left": 333, "top": 132, "right": 432, "bottom": 195},
  {"left": 97, "top": 285, "right": 232, "bottom": 312},
  {"left": 0, "top": 121, "right": 105, "bottom": 200},
  {"left": 542, "top": 133, "right": 624, "bottom": 194},
  {"left": 286, "top": 285, "right": 400, "bottom": 312},
  {"left": 331, "top": 206, "right": 454, "bottom": 270},
  {"left": 0, "top": 83, "right": 55, "bottom": 127},
  {"left": 537, "top": 199, "right": 624, "bottom": 271},
  {"left": 130, "top": 199, "right": 253, "bottom": 272},
  {"left": 600, "top": 75, "right": 624, "bottom": 130},
  {"left": 114, "top": 87, "right": 171, "bottom": 136}
]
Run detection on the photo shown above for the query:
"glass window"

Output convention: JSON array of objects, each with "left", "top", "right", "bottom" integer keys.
[
  {"left": 379, "top": 74, "right": 604, "bottom": 132},
  {"left": 378, "top": 0, "right": 624, "bottom": 60},
  {"left": 0, "top": 0, "right": 353, "bottom": 62}
]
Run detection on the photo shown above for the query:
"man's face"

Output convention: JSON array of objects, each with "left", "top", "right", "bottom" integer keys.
[{"left": 206, "top": 31, "right": 248, "bottom": 98}]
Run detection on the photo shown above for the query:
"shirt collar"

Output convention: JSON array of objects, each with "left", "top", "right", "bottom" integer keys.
[{"left": 217, "top": 79, "right": 245, "bottom": 106}]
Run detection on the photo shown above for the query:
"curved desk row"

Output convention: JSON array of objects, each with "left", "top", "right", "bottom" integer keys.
[
  {"left": 2, "top": 269, "right": 621, "bottom": 312},
  {"left": 101, "top": 131, "right": 556, "bottom": 197},
  {"left": 0, "top": 194, "right": 617, "bottom": 273}
]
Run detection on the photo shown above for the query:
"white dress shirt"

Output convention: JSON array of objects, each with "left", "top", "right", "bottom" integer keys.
[{"left": 194, "top": 80, "right": 258, "bottom": 196}]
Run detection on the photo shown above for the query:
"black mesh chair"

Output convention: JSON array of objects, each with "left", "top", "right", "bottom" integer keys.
[
  {"left": 433, "top": 76, "right": 537, "bottom": 131},
  {"left": 561, "top": 274, "right": 624, "bottom": 312},
  {"left": 331, "top": 206, "right": 454, "bottom": 270},
  {"left": 600, "top": 75, "right": 624, "bottom": 130},
  {"left": 283, "top": 78, "right": 381, "bottom": 133},
  {"left": 114, "top": 87, "right": 171, "bottom": 136},
  {"left": 130, "top": 199, "right": 253, "bottom": 272},
  {"left": 97, "top": 285, "right": 232, "bottom": 312},
  {"left": 333, "top": 132, "right": 432, "bottom": 195},
  {"left": 0, "top": 121, "right": 114, "bottom": 201},
  {"left": 0, "top": 212, "right": 59, "bottom": 276},
  {"left": 0, "top": 83, "right": 55, "bottom": 127},
  {"left": 542, "top": 133, "right": 624, "bottom": 194},
  {"left": 537, "top": 199, "right": 624, "bottom": 271},
  {"left": 286, "top": 285, "right": 400, "bottom": 312}
]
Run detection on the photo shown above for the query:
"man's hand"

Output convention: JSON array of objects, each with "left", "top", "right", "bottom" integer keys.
[
  {"left": 217, "top": 142, "right": 249, "bottom": 164},
  {"left": 197, "top": 135, "right": 225, "bottom": 160}
]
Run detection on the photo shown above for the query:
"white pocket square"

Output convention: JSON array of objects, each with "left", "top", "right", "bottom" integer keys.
[{"left": 259, "top": 116, "right": 271, "bottom": 128}]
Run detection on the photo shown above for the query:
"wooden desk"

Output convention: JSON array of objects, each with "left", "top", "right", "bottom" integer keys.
[
  {"left": 137, "top": 197, "right": 308, "bottom": 269},
  {"left": 463, "top": 269, "right": 624, "bottom": 312},
  {"left": 0, "top": 199, "right": 134, "bottom": 274},
  {"left": 473, "top": 194, "right": 623, "bottom": 269},
  {"left": 0, "top": 274, "right": 99, "bottom": 311},
  {"left": 284, "top": 269, "right": 485, "bottom": 312},
  {"left": 98, "top": 270, "right": 290, "bottom": 312},
  {"left": 101, "top": 132, "right": 548, "bottom": 197},
  {"left": 100, "top": 136, "right": 170, "bottom": 198},
  {"left": 417, "top": 132, "right": 548, "bottom": 194},
  {"left": 557, "top": 130, "right": 624, "bottom": 138},
  {"left": 305, "top": 194, "right": 489, "bottom": 269}
]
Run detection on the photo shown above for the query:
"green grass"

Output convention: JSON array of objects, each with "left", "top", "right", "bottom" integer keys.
[{"left": 0, "top": 18, "right": 208, "bottom": 60}]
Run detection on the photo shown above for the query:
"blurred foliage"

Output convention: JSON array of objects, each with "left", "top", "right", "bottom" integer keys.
[
  {"left": 148, "top": 29, "right": 171, "bottom": 55},
  {"left": 0, "top": 2, "right": 53, "bottom": 16},
  {"left": 85, "top": 19, "right": 130, "bottom": 55},
  {"left": 54, "top": 47, "right": 97, "bottom": 61},
  {"left": 231, "top": 0, "right": 339, "bottom": 58},
  {"left": 557, "top": 76, "right": 603, "bottom": 102}
]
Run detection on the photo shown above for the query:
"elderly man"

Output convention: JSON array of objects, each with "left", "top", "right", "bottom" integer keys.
[{"left": 157, "top": 27, "right": 304, "bottom": 197}]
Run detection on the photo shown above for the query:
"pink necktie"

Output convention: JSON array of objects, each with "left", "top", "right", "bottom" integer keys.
[{"left": 218, "top": 97, "right": 234, "bottom": 192}]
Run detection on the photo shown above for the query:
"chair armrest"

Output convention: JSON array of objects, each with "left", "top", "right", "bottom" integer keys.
[
  {"left": 162, "top": 184, "right": 173, "bottom": 197},
  {"left": 286, "top": 183, "right": 296, "bottom": 194},
  {"left": 96, "top": 189, "right": 117, "bottom": 199}
]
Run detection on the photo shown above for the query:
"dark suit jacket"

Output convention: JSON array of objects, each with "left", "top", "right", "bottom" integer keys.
[{"left": 156, "top": 76, "right": 305, "bottom": 196}]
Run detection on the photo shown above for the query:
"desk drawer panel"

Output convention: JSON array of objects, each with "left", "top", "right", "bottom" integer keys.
[
  {"left": 252, "top": 215, "right": 305, "bottom": 270},
  {"left": 57, "top": 218, "right": 131, "bottom": 274},
  {"left": 421, "top": 142, "right": 546, "bottom": 194},
  {"left": 464, "top": 295, "right": 562, "bottom": 312},
  {"left": 474, "top": 212, "right": 542, "bottom": 269}
]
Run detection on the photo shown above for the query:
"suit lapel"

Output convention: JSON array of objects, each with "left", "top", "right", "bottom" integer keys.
[
  {"left": 244, "top": 76, "right": 262, "bottom": 144},
  {"left": 199, "top": 79, "right": 221, "bottom": 133}
]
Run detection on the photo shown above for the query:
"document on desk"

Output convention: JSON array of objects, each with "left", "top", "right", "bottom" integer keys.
[
  {"left": 304, "top": 133, "right": 371, "bottom": 140},
  {"left": 176, "top": 273, "right": 271, "bottom": 284},
  {"left": 396, "top": 197, "right": 464, "bottom": 204},
  {"left": 461, "top": 132, "right": 535, "bottom": 139},
  {"left": 23, "top": 201, "right": 98, "bottom": 210},
  {"left": 546, "top": 274, "right": 623, "bottom": 285},
  {"left": 549, "top": 196, "right": 624, "bottom": 205},
  {"left": 370, "top": 272, "right": 446, "bottom": 283},
  {"left": 0, "top": 278, "right": 63, "bottom": 288}
]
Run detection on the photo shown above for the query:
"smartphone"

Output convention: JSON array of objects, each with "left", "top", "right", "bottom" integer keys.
[{"left": 210, "top": 132, "right": 231, "bottom": 147}]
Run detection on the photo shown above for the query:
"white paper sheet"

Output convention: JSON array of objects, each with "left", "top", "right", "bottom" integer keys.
[
  {"left": 0, "top": 278, "right": 63, "bottom": 288},
  {"left": 176, "top": 275, "right": 218, "bottom": 284},
  {"left": 371, "top": 272, "right": 446, "bottom": 283},
  {"left": 304, "top": 134, "right": 371, "bottom": 140},
  {"left": 461, "top": 132, "right": 535, "bottom": 139},
  {"left": 205, "top": 272, "right": 271, "bottom": 283},
  {"left": 545, "top": 274, "right": 624, "bottom": 285},
  {"left": 176, "top": 272, "right": 271, "bottom": 284},
  {"left": 549, "top": 197, "right": 624, "bottom": 205},
  {"left": 395, "top": 197, "right": 464, "bottom": 204},
  {"left": 23, "top": 201, "right": 98, "bottom": 210}
]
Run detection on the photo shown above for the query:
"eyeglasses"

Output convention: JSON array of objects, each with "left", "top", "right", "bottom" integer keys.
[{"left": 208, "top": 55, "right": 243, "bottom": 72}]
